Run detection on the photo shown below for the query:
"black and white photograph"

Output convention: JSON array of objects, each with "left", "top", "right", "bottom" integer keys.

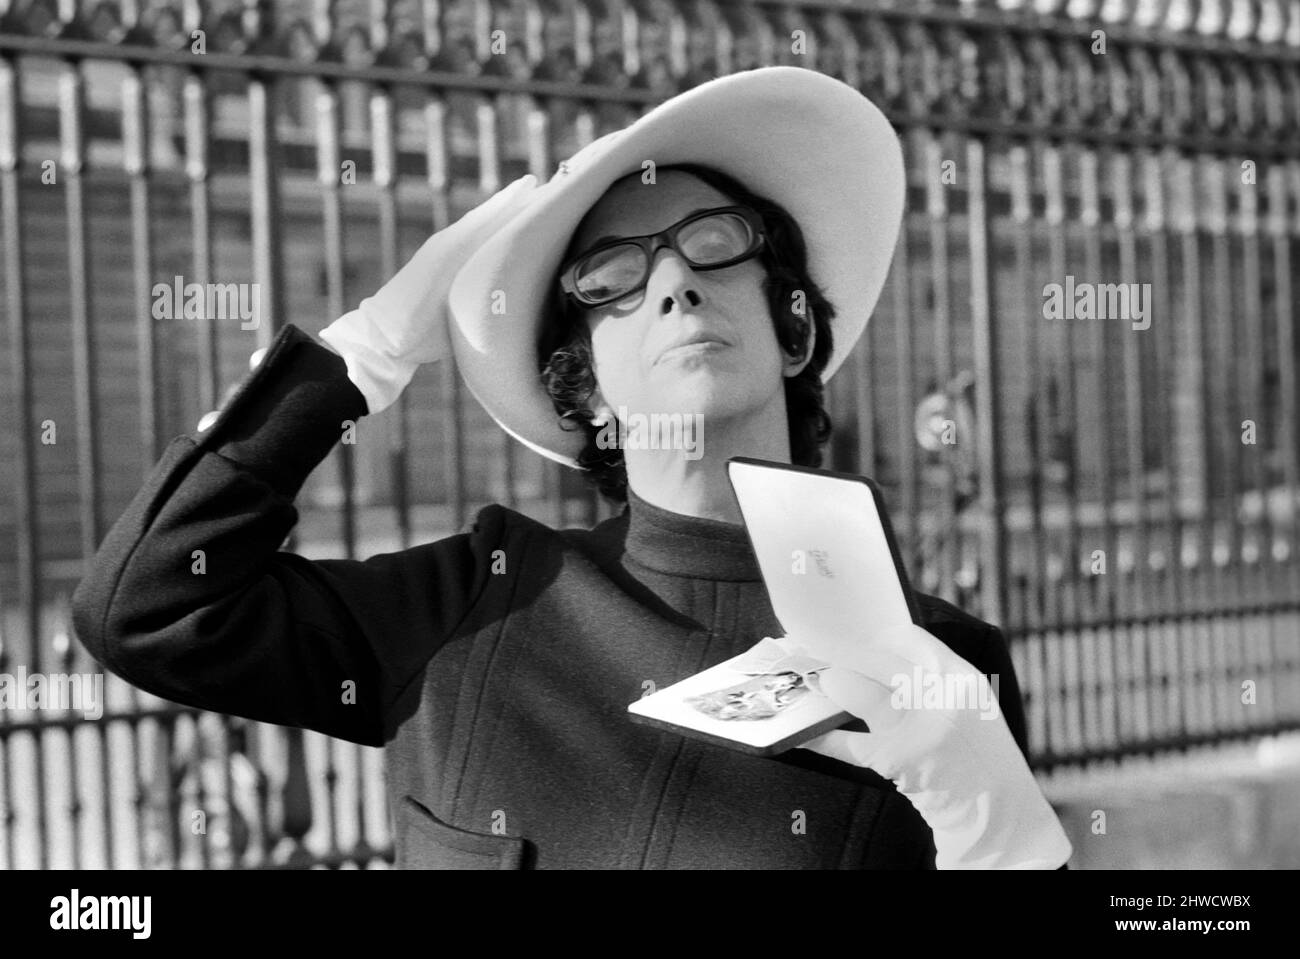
[{"left": 0, "top": 0, "right": 1295, "bottom": 935}]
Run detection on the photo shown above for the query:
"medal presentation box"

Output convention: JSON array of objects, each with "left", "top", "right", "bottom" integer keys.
[{"left": 627, "top": 457, "right": 923, "bottom": 757}]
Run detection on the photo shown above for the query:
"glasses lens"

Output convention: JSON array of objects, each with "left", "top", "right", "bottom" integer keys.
[
  {"left": 574, "top": 243, "right": 645, "bottom": 303},
  {"left": 677, "top": 212, "right": 755, "bottom": 266},
  {"left": 568, "top": 211, "right": 759, "bottom": 305}
]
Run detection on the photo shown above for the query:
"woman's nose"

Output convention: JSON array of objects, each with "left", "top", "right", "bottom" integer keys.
[{"left": 646, "top": 248, "right": 704, "bottom": 315}]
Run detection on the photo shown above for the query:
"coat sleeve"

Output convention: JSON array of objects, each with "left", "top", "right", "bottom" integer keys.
[
  {"left": 975, "top": 622, "right": 1030, "bottom": 764},
  {"left": 70, "top": 323, "right": 500, "bottom": 747}
]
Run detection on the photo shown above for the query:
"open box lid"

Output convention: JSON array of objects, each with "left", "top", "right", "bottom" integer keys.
[
  {"left": 725, "top": 457, "right": 922, "bottom": 655},
  {"left": 626, "top": 457, "right": 923, "bottom": 757}
]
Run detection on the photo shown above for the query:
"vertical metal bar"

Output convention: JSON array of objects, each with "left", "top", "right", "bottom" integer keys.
[
  {"left": 1047, "top": 143, "right": 1087, "bottom": 759},
  {"left": 188, "top": 714, "right": 211, "bottom": 870},
  {"left": 221, "top": 718, "right": 240, "bottom": 866},
  {"left": 1027, "top": 620, "right": 1049, "bottom": 763},
  {"left": 1114, "top": 151, "right": 1149, "bottom": 612},
  {"left": 1133, "top": 617, "right": 1152, "bottom": 745},
  {"left": 1220, "top": 152, "right": 1250, "bottom": 733},
  {"left": 163, "top": 714, "right": 183, "bottom": 867},
  {"left": 248, "top": 76, "right": 286, "bottom": 347},
  {"left": 0, "top": 638, "right": 11, "bottom": 869},
  {"left": 1204, "top": 156, "right": 1236, "bottom": 732},
  {"left": 175, "top": 714, "right": 199, "bottom": 867},
  {"left": 1259, "top": 157, "right": 1294, "bottom": 718},
  {"left": 124, "top": 66, "right": 168, "bottom": 865},
  {"left": 1182, "top": 154, "right": 1216, "bottom": 735},
  {"left": 1155, "top": 149, "right": 1188, "bottom": 741},
  {"left": 965, "top": 136, "right": 1005, "bottom": 629},
  {"left": 890, "top": 137, "right": 917, "bottom": 570},
  {"left": 247, "top": 67, "right": 288, "bottom": 668},
  {"left": 372, "top": 86, "right": 410, "bottom": 549},
  {"left": 313, "top": 79, "right": 347, "bottom": 864},
  {"left": 48, "top": 613, "right": 80, "bottom": 868},
  {"left": 1055, "top": 623, "right": 1076, "bottom": 758},
  {"left": 316, "top": 82, "right": 357, "bottom": 562},
  {"left": 1045, "top": 627, "right": 1067, "bottom": 763},
  {"left": 54, "top": 59, "right": 107, "bottom": 871},
  {"left": 923, "top": 131, "right": 954, "bottom": 601},
  {"left": 1129, "top": 257, "right": 1153, "bottom": 735},
  {"left": 246, "top": 722, "right": 272, "bottom": 866},
  {"left": 1269, "top": 163, "right": 1300, "bottom": 616},
  {"left": 425, "top": 95, "right": 466, "bottom": 532},
  {"left": 1010, "top": 144, "right": 1043, "bottom": 633},
  {"left": 1170, "top": 150, "right": 1204, "bottom": 741},
  {"left": 61, "top": 61, "right": 102, "bottom": 573},
  {"left": 183, "top": 72, "right": 218, "bottom": 415},
  {"left": 1043, "top": 144, "right": 1082, "bottom": 629},
  {"left": 1081, "top": 147, "right": 1112, "bottom": 753},
  {"left": 248, "top": 73, "right": 290, "bottom": 553},
  {"left": 0, "top": 54, "right": 38, "bottom": 871},
  {"left": 1268, "top": 161, "right": 1300, "bottom": 731},
  {"left": 1009, "top": 139, "right": 1053, "bottom": 756},
  {"left": 1114, "top": 148, "right": 1150, "bottom": 745},
  {"left": 1096, "top": 608, "right": 1116, "bottom": 746},
  {"left": 275, "top": 725, "right": 313, "bottom": 867},
  {"left": 475, "top": 94, "right": 516, "bottom": 509},
  {"left": 1078, "top": 148, "right": 1111, "bottom": 627},
  {"left": 124, "top": 68, "right": 161, "bottom": 468},
  {"left": 124, "top": 62, "right": 164, "bottom": 872},
  {"left": 1236, "top": 152, "right": 1268, "bottom": 733}
]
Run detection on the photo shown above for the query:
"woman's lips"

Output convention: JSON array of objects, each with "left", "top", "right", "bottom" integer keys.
[{"left": 656, "top": 335, "right": 731, "bottom": 364}]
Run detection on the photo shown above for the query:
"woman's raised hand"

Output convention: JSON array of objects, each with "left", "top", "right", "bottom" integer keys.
[{"left": 319, "top": 174, "right": 539, "bottom": 415}]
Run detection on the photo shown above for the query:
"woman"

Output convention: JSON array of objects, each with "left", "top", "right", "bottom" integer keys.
[{"left": 72, "top": 67, "right": 1071, "bottom": 869}]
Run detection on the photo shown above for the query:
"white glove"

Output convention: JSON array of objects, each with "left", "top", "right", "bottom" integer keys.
[
  {"left": 792, "top": 622, "right": 1073, "bottom": 869},
  {"left": 320, "top": 174, "right": 539, "bottom": 415}
]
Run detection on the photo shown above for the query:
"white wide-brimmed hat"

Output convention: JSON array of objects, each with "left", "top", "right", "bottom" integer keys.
[{"left": 447, "top": 65, "right": 905, "bottom": 468}]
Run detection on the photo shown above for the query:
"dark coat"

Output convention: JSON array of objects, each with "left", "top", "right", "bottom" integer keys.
[{"left": 71, "top": 322, "right": 1033, "bottom": 869}]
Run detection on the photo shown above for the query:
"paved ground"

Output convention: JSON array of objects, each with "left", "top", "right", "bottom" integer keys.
[{"left": 1043, "top": 732, "right": 1300, "bottom": 868}]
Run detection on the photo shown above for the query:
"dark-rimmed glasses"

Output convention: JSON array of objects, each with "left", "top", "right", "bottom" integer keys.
[{"left": 558, "top": 205, "right": 766, "bottom": 308}]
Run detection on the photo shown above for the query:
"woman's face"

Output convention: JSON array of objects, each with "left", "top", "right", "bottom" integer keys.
[{"left": 566, "top": 170, "right": 790, "bottom": 430}]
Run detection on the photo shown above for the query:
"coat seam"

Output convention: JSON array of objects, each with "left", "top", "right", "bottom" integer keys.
[
  {"left": 380, "top": 507, "right": 507, "bottom": 736},
  {"left": 448, "top": 520, "right": 536, "bottom": 824},
  {"left": 849, "top": 783, "right": 904, "bottom": 870},
  {"left": 640, "top": 583, "right": 725, "bottom": 868}
]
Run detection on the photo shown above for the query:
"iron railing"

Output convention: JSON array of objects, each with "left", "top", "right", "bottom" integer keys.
[{"left": 1, "top": 0, "right": 1298, "bottom": 868}]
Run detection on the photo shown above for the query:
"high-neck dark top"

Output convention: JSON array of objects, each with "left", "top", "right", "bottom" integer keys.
[
  {"left": 622, "top": 487, "right": 762, "bottom": 579},
  {"left": 71, "top": 324, "right": 1028, "bottom": 870}
]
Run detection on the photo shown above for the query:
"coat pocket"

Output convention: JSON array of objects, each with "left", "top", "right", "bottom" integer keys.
[{"left": 396, "top": 796, "right": 528, "bottom": 870}]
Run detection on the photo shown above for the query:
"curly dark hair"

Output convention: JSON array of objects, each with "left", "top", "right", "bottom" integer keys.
[{"left": 537, "top": 163, "right": 837, "bottom": 504}]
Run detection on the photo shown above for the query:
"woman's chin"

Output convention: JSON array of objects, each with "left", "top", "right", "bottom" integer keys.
[
  {"left": 640, "top": 389, "right": 768, "bottom": 426},
  {"left": 650, "top": 362, "right": 760, "bottom": 405}
]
